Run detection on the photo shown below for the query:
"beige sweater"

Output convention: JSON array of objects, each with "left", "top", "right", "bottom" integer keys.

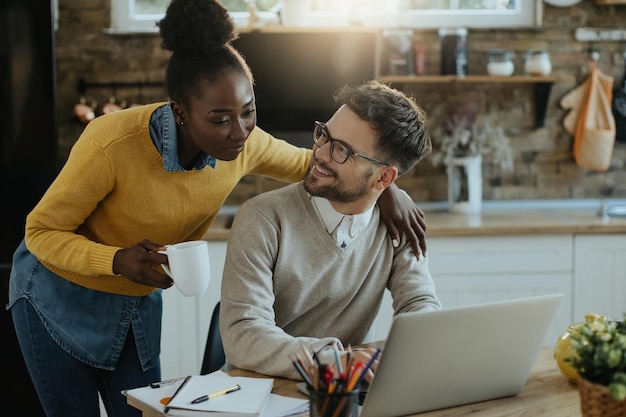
[{"left": 220, "top": 182, "right": 441, "bottom": 380}]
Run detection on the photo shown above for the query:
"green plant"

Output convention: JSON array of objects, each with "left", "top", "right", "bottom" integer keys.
[{"left": 565, "top": 314, "right": 626, "bottom": 402}]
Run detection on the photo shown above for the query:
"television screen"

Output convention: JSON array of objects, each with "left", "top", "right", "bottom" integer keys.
[{"left": 233, "top": 31, "right": 379, "bottom": 147}]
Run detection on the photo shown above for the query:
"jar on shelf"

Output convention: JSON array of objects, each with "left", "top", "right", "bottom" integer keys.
[
  {"left": 524, "top": 50, "right": 552, "bottom": 76},
  {"left": 439, "top": 27, "right": 468, "bottom": 76},
  {"left": 487, "top": 49, "right": 515, "bottom": 76}
]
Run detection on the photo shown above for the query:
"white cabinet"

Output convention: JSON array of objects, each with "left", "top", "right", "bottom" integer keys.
[
  {"left": 372, "top": 235, "right": 574, "bottom": 346},
  {"left": 160, "top": 242, "right": 227, "bottom": 379},
  {"left": 573, "top": 234, "right": 626, "bottom": 322}
]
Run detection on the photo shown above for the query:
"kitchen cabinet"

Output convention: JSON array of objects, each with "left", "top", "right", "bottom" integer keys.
[
  {"left": 372, "top": 235, "right": 574, "bottom": 346},
  {"left": 572, "top": 234, "right": 626, "bottom": 321}
]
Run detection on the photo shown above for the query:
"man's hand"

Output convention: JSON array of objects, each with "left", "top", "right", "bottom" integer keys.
[{"left": 378, "top": 183, "right": 427, "bottom": 258}]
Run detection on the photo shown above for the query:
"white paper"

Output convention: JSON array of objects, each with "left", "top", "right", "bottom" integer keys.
[
  {"left": 165, "top": 375, "right": 273, "bottom": 415},
  {"left": 261, "top": 394, "right": 308, "bottom": 417},
  {"left": 124, "top": 371, "right": 307, "bottom": 417}
]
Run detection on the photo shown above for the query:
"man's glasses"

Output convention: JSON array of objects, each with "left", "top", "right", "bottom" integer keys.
[{"left": 313, "top": 121, "right": 390, "bottom": 166}]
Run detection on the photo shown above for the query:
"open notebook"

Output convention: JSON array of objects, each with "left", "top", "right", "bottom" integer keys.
[
  {"left": 124, "top": 371, "right": 308, "bottom": 417},
  {"left": 358, "top": 294, "right": 563, "bottom": 417}
]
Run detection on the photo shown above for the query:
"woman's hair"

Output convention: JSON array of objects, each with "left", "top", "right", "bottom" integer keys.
[
  {"left": 157, "top": 0, "right": 253, "bottom": 106},
  {"left": 334, "top": 81, "right": 432, "bottom": 175}
]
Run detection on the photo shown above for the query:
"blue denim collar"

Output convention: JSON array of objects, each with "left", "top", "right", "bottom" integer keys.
[{"left": 149, "top": 104, "right": 217, "bottom": 172}]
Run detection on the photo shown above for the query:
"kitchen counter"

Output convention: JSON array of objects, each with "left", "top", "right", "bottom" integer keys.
[{"left": 203, "top": 199, "right": 626, "bottom": 241}]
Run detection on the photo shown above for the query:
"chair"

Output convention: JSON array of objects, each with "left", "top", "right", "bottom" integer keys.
[{"left": 200, "top": 301, "right": 225, "bottom": 375}]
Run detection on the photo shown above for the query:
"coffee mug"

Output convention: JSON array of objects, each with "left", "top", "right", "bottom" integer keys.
[{"left": 158, "top": 240, "right": 211, "bottom": 297}]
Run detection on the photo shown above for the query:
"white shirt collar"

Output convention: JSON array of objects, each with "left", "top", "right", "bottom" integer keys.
[{"left": 311, "top": 196, "right": 374, "bottom": 247}]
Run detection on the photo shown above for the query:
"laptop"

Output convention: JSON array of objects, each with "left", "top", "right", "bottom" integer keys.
[{"left": 357, "top": 293, "right": 563, "bottom": 417}]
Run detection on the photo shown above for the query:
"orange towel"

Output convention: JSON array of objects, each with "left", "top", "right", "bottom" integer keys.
[{"left": 560, "top": 66, "right": 615, "bottom": 171}]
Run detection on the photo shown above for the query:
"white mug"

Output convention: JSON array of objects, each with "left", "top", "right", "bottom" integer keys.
[{"left": 159, "top": 240, "right": 211, "bottom": 297}]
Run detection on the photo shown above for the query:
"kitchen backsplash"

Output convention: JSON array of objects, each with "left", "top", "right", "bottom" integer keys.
[{"left": 55, "top": 0, "right": 626, "bottom": 204}]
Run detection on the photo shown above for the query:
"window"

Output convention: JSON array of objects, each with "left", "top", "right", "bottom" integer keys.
[{"left": 108, "top": 0, "right": 541, "bottom": 34}]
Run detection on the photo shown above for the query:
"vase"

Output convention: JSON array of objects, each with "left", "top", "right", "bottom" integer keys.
[
  {"left": 281, "top": 0, "right": 311, "bottom": 26},
  {"left": 446, "top": 154, "right": 482, "bottom": 213},
  {"left": 578, "top": 377, "right": 626, "bottom": 417}
]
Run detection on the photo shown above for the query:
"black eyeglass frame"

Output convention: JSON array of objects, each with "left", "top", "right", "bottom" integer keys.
[{"left": 312, "top": 121, "right": 390, "bottom": 166}]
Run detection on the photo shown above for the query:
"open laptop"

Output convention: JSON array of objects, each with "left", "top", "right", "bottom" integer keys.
[{"left": 356, "top": 293, "right": 563, "bottom": 417}]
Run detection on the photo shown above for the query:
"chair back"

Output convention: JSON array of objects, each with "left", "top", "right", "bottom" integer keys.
[{"left": 200, "top": 301, "right": 225, "bottom": 374}]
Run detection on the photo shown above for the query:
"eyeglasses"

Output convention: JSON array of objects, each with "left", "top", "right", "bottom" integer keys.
[{"left": 312, "top": 121, "right": 390, "bottom": 166}]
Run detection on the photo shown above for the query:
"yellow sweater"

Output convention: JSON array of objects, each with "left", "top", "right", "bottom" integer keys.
[{"left": 25, "top": 103, "right": 311, "bottom": 296}]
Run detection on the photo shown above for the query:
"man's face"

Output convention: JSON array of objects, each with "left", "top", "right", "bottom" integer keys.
[{"left": 303, "top": 105, "right": 383, "bottom": 203}]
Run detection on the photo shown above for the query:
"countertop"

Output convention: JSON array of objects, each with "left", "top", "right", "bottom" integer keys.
[{"left": 203, "top": 199, "right": 626, "bottom": 241}]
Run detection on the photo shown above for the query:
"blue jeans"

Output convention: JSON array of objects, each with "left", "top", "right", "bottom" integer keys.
[{"left": 11, "top": 298, "right": 159, "bottom": 417}]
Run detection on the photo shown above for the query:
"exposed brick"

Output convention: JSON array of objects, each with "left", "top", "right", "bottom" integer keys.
[{"left": 55, "top": 0, "right": 626, "bottom": 204}]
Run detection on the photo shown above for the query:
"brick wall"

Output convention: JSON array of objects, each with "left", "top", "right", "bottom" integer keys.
[{"left": 55, "top": 0, "right": 626, "bottom": 204}]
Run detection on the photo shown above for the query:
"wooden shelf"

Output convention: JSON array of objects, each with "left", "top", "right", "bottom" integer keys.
[
  {"left": 378, "top": 74, "right": 575, "bottom": 128},
  {"left": 378, "top": 75, "right": 575, "bottom": 84}
]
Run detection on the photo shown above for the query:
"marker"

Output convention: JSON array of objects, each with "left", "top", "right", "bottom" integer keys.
[{"left": 190, "top": 383, "right": 241, "bottom": 404}]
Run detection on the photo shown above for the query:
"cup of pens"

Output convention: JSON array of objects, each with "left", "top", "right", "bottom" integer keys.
[
  {"left": 309, "top": 388, "right": 360, "bottom": 417},
  {"left": 292, "top": 346, "right": 381, "bottom": 417}
]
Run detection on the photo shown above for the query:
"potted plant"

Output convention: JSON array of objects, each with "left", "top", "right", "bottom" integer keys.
[
  {"left": 429, "top": 107, "right": 514, "bottom": 213},
  {"left": 565, "top": 314, "right": 626, "bottom": 416},
  {"left": 429, "top": 112, "right": 514, "bottom": 172}
]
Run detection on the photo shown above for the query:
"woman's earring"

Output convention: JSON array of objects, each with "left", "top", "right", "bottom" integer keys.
[{"left": 179, "top": 120, "right": 184, "bottom": 126}]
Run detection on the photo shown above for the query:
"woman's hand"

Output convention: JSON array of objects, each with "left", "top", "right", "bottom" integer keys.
[
  {"left": 378, "top": 184, "right": 427, "bottom": 258},
  {"left": 112, "top": 239, "right": 174, "bottom": 289}
]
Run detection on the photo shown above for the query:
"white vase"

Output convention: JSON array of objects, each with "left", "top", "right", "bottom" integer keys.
[
  {"left": 281, "top": 0, "right": 311, "bottom": 26},
  {"left": 447, "top": 154, "right": 482, "bottom": 213}
]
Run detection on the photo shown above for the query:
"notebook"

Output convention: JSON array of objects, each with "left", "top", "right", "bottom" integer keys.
[{"left": 358, "top": 293, "right": 563, "bottom": 417}]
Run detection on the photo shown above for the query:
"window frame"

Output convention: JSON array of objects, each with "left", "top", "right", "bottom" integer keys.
[{"left": 107, "top": 0, "right": 542, "bottom": 34}]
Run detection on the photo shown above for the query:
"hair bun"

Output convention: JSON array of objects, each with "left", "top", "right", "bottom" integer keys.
[{"left": 158, "top": 0, "right": 238, "bottom": 55}]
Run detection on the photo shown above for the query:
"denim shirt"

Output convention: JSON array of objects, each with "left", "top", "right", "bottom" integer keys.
[
  {"left": 150, "top": 103, "right": 216, "bottom": 171},
  {"left": 6, "top": 103, "right": 215, "bottom": 372}
]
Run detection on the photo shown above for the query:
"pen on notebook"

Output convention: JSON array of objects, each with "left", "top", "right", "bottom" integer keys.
[
  {"left": 190, "top": 383, "right": 241, "bottom": 404},
  {"left": 163, "top": 375, "right": 192, "bottom": 413}
]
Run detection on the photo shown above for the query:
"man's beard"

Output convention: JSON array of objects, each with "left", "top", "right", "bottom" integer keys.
[{"left": 303, "top": 164, "right": 371, "bottom": 203}]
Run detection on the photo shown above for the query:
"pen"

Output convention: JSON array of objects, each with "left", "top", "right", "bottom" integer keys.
[
  {"left": 150, "top": 376, "right": 188, "bottom": 388},
  {"left": 163, "top": 375, "right": 192, "bottom": 413},
  {"left": 190, "top": 383, "right": 241, "bottom": 404},
  {"left": 352, "top": 348, "right": 382, "bottom": 391}
]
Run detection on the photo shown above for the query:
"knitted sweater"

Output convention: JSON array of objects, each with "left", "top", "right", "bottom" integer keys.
[
  {"left": 220, "top": 182, "right": 441, "bottom": 379},
  {"left": 24, "top": 103, "right": 311, "bottom": 296}
]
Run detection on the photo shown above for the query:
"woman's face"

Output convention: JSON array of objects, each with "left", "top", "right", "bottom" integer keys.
[{"left": 174, "top": 70, "right": 257, "bottom": 163}]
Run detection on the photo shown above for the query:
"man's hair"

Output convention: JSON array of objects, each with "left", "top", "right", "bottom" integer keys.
[{"left": 334, "top": 81, "right": 431, "bottom": 175}]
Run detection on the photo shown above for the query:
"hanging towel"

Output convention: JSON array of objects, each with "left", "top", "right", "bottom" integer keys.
[{"left": 560, "top": 66, "right": 615, "bottom": 171}]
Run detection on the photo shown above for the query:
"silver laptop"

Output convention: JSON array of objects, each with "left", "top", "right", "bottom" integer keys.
[{"left": 359, "top": 293, "right": 563, "bottom": 417}]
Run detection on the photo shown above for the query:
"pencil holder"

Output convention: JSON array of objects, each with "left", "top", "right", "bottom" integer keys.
[{"left": 309, "top": 389, "right": 359, "bottom": 417}]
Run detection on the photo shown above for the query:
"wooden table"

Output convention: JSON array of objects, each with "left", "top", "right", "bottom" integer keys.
[{"left": 127, "top": 347, "right": 582, "bottom": 416}]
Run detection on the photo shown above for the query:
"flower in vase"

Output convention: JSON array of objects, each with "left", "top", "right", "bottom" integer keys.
[{"left": 430, "top": 113, "right": 514, "bottom": 172}]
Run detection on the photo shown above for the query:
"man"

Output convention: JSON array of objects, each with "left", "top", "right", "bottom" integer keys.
[{"left": 220, "top": 80, "right": 441, "bottom": 380}]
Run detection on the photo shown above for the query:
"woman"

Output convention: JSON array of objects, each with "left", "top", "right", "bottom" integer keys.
[{"left": 7, "top": 1, "right": 426, "bottom": 416}]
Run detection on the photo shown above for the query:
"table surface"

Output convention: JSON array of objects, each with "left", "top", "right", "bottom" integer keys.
[{"left": 127, "top": 346, "right": 582, "bottom": 417}]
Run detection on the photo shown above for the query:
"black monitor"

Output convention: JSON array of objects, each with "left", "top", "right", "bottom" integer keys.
[{"left": 233, "top": 30, "right": 379, "bottom": 148}]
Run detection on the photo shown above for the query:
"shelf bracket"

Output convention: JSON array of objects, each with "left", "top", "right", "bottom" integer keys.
[{"left": 534, "top": 82, "right": 553, "bottom": 128}]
